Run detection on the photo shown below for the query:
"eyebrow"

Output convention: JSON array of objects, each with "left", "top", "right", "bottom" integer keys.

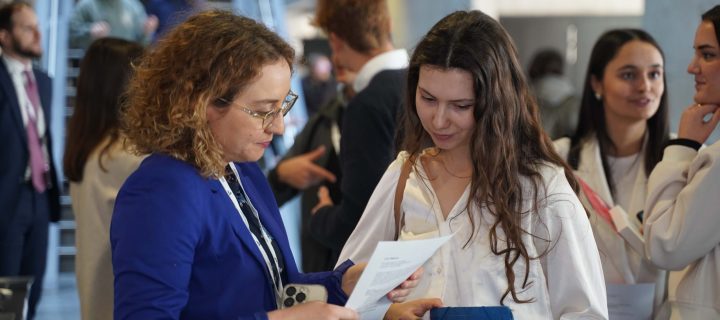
[
  {"left": 418, "top": 87, "right": 475, "bottom": 103},
  {"left": 696, "top": 44, "right": 718, "bottom": 50},
  {"left": 617, "top": 63, "right": 663, "bottom": 70}
]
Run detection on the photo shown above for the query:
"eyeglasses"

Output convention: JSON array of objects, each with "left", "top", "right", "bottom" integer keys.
[{"left": 218, "top": 91, "right": 298, "bottom": 129}]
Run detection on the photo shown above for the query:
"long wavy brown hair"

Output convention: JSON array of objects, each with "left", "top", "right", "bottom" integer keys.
[
  {"left": 402, "top": 10, "right": 579, "bottom": 304},
  {"left": 122, "top": 10, "right": 294, "bottom": 177}
]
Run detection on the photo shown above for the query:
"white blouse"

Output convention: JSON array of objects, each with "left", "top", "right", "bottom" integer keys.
[{"left": 338, "top": 152, "right": 608, "bottom": 320}]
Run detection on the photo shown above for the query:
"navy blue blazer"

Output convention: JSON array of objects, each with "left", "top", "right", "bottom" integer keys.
[
  {"left": 0, "top": 60, "right": 60, "bottom": 233},
  {"left": 111, "top": 154, "right": 350, "bottom": 319}
]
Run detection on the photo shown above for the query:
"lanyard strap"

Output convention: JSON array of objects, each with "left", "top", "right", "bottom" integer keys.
[
  {"left": 220, "top": 164, "right": 285, "bottom": 303},
  {"left": 576, "top": 176, "right": 616, "bottom": 231}
]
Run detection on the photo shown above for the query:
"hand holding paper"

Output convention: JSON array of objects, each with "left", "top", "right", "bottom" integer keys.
[{"left": 344, "top": 234, "right": 453, "bottom": 320}]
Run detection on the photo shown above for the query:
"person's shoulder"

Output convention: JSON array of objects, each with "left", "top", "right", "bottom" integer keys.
[
  {"left": 366, "top": 69, "right": 406, "bottom": 91},
  {"left": 553, "top": 137, "right": 571, "bottom": 159},
  {"left": 126, "top": 153, "right": 205, "bottom": 188}
]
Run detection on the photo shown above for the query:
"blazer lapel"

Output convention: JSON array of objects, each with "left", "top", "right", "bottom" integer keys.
[
  {"left": 208, "top": 178, "right": 271, "bottom": 281},
  {"left": 0, "top": 61, "right": 26, "bottom": 145},
  {"left": 236, "top": 165, "right": 299, "bottom": 277},
  {"left": 578, "top": 138, "right": 614, "bottom": 206}
]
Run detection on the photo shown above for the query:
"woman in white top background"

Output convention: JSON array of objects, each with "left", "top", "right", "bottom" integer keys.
[
  {"left": 338, "top": 10, "right": 607, "bottom": 320},
  {"left": 63, "top": 37, "right": 145, "bottom": 320},
  {"left": 644, "top": 5, "right": 720, "bottom": 319},
  {"left": 553, "top": 29, "right": 670, "bottom": 319}
]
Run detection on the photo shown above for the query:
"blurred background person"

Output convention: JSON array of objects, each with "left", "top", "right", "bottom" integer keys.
[
  {"left": 528, "top": 48, "right": 579, "bottom": 139},
  {"left": 63, "top": 37, "right": 144, "bottom": 320},
  {"left": 142, "top": 0, "right": 205, "bottom": 43},
  {"left": 644, "top": 5, "right": 720, "bottom": 320},
  {"left": 301, "top": 53, "right": 336, "bottom": 117},
  {"left": 554, "top": 29, "right": 670, "bottom": 319},
  {"left": 309, "top": 0, "right": 409, "bottom": 258},
  {"left": 268, "top": 59, "right": 356, "bottom": 272},
  {"left": 69, "top": 0, "right": 158, "bottom": 50},
  {"left": 0, "top": 3, "right": 61, "bottom": 319}
]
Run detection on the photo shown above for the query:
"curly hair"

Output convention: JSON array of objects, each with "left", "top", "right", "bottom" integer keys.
[
  {"left": 313, "top": 0, "right": 392, "bottom": 54},
  {"left": 122, "top": 10, "right": 294, "bottom": 177},
  {"left": 402, "top": 10, "right": 579, "bottom": 305}
]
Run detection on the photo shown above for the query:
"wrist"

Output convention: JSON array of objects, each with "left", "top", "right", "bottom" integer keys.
[{"left": 667, "top": 138, "right": 702, "bottom": 151}]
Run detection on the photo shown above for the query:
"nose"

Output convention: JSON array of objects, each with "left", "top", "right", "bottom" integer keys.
[
  {"left": 637, "top": 75, "right": 650, "bottom": 92},
  {"left": 432, "top": 105, "right": 450, "bottom": 129},
  {"left": 265, "top": 113, "right": 285, "bottom": 135},
  {"left": 687, "top": 55, "right": 700, "bottom": 75}
]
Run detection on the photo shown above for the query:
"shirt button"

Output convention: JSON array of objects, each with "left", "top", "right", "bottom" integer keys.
[{"left": 435, "top": 267, "right": 443, "bottom": 275}]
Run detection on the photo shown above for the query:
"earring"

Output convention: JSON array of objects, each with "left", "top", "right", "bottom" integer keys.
[{"left": 595, "top": 92, "right": 602, "bottom": 100}]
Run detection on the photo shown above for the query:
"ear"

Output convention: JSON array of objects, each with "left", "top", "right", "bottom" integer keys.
[
  {"left": 0, "top": 29, "right": 9, "bottom": 47},
  {"left": 590, "top": 75, "right": 603, "bottom": 97}
]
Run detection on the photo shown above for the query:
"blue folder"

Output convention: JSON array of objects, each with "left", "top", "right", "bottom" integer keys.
[{"left": 430, "top": 306, "right": 513, "bottom": 319}]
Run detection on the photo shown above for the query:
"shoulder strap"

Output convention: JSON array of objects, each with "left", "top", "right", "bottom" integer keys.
[{"left": 393, "top": 156, "right": 414, "bottom": 240}]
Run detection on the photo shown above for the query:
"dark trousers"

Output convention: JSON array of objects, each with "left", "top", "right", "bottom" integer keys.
[{"left": 0, "top": 183, "right": 49, "bottom": 320}]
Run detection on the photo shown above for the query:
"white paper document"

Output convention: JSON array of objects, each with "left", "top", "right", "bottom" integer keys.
[
  {"left": 607, "top": 283, "right": 655, "bottom": 320},
  {"left": 345, "top": 234, "right": 453, "bottom": 320}
]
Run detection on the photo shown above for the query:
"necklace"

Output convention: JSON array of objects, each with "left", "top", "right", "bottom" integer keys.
[{"left": 425, "top": 148, "right": 472, "bottom": 179}]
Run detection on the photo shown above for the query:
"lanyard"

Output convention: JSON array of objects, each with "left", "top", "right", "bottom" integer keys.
[
  {"left": 576, "top": 176, "right": 616, "bottom": 231},
  {"left": 219, "top": 163, "right": 284, "bottom": 305}
]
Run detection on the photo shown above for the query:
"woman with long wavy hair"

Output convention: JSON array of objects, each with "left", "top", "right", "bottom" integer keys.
[{"left": 338, "top": 10, "right": 607, "bottom": 319}]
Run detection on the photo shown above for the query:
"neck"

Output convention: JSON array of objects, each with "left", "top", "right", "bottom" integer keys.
[
  {"left": 605, "top": 118, "right": 646, "bottom": 157},
  {"left": 436, "top": 146, "right": 473, "bottom": 177},
  {"left": 3, "top": 52, "right": 31, "bottom": 66},
  {"left": 353, "top": 42, "right": 395, "bottom": 72}
]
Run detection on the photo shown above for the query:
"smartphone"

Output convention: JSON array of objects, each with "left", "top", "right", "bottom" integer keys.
[{"left": 280, "top": 284, "right": 328, "bottom": 309}]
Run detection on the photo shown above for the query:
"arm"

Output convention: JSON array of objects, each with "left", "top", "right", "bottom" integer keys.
[
  {"left": 68, "top": 4, "right": 97, "bottom": 49},
  {"left": 540, "top": 172, "right": 608, "bottom": 319},
  {"left": 111, "top": 170, "right": 202, "bottom": 319},
  {"left": 643, "top": 142, "right": 720, "bottom": 269},
  {"left": 268, "top": 116, "right": 335, "bottom": 206},
  {"left": 310, "top": 98, "right": 397, "bottom": 250}
]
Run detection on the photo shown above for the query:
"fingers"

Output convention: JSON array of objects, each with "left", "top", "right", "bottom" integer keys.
[
  {"left": 387, "top": 288, "right": 410, "bottom": 302},
  {"left": 308, "top": 164, "right": 337, "bottom": 183},
  {"left": 312, "top": 187, "right": 333, "bottom": 215},
  {"left": 305, "top": 145, "right": 328, "bottom": 160},
  {"left": 416, "top": 298, "right": 444, "bottom": 309},
  {"left": 317, "top": 186, "right": 331, "bottom": 202},
  {"left": 409, "top": 267, "right": 424, "bottom": 280}
]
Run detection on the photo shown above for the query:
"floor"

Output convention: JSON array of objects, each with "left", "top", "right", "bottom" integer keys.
[{"left": 35, "top": 273, "right": 80, "bottom": 320}]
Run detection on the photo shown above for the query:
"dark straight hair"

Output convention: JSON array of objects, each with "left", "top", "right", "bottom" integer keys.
[
  {"left": 568, "top": 29, "right": 670, "bottom": 195},
  {"left": 702, "top": 5, "right": 720, "bottom": 45},
  {"left": 64, "top": 38, "right": 144, "bottom": 182}
]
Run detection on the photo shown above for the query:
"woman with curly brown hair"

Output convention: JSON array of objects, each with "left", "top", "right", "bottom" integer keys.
[
  {"left": 110, "top": 10, "right": 415, "bottom": 320},
  {"left": 338, "top": 10, "right": 608, "bottom": 319}
]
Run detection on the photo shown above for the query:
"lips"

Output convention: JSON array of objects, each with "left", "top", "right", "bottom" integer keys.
[
  {"left": 431, "top": 132, "right": 453, "bottom": 142},
  {"left": 259, "top": 141, "right": 271, "bottom": 148}
]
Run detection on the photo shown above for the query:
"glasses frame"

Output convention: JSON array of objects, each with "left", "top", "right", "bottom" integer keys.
[{"left": 218, "top": 90, "right": 298, "bottom": 129}]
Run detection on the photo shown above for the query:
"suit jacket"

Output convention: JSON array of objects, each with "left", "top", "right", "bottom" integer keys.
[
  {"left": 0, "top": 60, "right": 60, "bottom": 234},
  {"left": 111, "top": 154, "right": 350, "bottom": 320},
  {"left": 268, "top": 94, "right": 344, "bottom": 272},
  {"left": 310, "top": 69, "right": 406, "bottom": 252}
]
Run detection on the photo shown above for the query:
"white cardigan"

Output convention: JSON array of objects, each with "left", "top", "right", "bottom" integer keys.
[
  {"left": 338, "top": 152, "right": 608, "bottom": 320},
  {"left": 554, "top": 138, "right": 666, "bottom": 296},
  {"left": 70, "top": 138, "right": 144, "bottom": 320},
  {"left": 645, "top": 141, "right": 720, "bottom": 319}
]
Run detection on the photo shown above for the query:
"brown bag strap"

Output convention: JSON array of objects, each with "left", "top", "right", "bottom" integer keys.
[{"left": 393, "top": 156, "right": 414, "bottom": 240}]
